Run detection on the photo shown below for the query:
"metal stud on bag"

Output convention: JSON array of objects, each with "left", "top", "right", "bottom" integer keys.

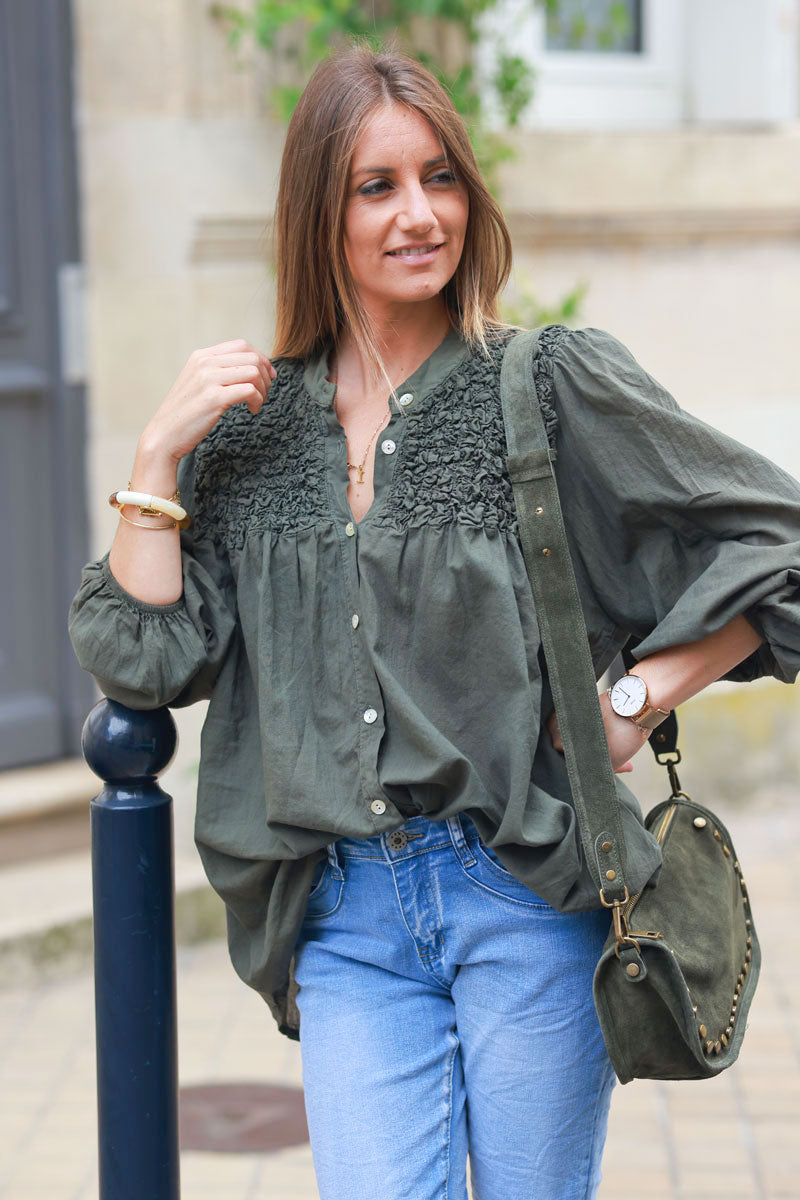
[{"left": 687, "top": 808, "right": 753, "bottom": 1056}]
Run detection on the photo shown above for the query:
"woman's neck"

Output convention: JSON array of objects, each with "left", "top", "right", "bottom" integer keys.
[{"left": 333, "top": 300, "right": 453, "bottom": 410}]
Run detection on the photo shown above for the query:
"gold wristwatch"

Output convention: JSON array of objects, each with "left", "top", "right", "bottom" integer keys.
[{"left": 607, "top": 673, "right": 670, "bottom": 732}]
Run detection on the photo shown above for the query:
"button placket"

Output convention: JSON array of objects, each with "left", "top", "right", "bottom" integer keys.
[
  {"left": 322, "top": 400, "right": 401, "bottom": 824},
  {"left": 332, "top": 472, "right": 388, "bottom": 821}
]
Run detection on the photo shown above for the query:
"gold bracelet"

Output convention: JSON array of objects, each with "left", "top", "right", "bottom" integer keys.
[
  {"left": 109, "top": 488, "right": 191, "bottom": 530},
  {"left": 114, "top": 507, "right": 179, "bottom": 531}
]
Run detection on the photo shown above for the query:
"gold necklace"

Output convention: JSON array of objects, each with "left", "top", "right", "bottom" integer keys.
[{"left": 332, "top": 358, "right": 390, "bottom": 486}]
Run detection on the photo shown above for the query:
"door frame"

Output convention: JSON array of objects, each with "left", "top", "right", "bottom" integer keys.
[{"left": 45, "top": 0, "right": 95, "bottom": 756}]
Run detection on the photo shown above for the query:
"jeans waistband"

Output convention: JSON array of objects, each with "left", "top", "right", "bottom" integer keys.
[{"left": 327, "top": 813, "right": 482, "bottom": 871}]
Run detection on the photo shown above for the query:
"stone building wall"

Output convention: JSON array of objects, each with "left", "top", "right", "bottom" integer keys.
[
  {"left": 500, "top": 127, "right": 800, "bottom": 476},
  {"left": 72, "top": 0, "right": 282, "bottom": 552}
]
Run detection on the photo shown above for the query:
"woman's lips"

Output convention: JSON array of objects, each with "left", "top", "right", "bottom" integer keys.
[{"left": 386, "top": 244, "right": 443, "bottom": 263}]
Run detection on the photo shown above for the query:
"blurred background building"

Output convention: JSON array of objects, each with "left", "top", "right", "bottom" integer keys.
[{"left": 1, "top": 0, "right": 799, "bottom": 804}]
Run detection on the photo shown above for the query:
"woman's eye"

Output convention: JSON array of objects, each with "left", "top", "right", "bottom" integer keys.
[
  {"left": 358, "top": 179, "right": 391, "bottom": 196},
  {"left": 356, "top": 170, "right": 457, "bottom": 197}
]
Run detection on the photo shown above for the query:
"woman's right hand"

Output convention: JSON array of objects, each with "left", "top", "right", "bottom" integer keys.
[{"left": 137, "top": 338, "right": 276, "bottom": 466}]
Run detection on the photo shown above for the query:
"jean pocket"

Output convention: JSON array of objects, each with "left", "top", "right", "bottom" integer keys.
[
  {"left": 303, "top": 855, "right": 346, "bottom": 921},
  {"left": 475, "top": 839, "right": 516, "bottom": 875},
  {"left": 467, "top": 838, "right": 553, "bottom": 909}
]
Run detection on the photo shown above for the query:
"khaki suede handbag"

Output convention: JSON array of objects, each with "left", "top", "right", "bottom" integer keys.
[{"left": 500, "top": 328, "right": 760, "bottom": 1084}]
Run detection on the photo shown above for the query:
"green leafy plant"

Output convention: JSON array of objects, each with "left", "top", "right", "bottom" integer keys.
[{"left": 500, "top": 276, "right": 589, "bottom": 330}]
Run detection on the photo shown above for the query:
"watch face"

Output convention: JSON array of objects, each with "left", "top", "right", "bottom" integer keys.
[{"left": 610, "top": 674, "right": 648, "bottom": 717}]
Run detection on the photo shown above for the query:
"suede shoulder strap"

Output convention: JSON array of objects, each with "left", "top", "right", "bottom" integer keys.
[{"left": 500, "top": 327, "right": 630, "bottom": 903}]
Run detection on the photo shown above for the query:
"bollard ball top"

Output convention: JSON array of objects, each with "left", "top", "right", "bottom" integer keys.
[{"left": 82, "top": 699, "right": 178, "bottom": 782}]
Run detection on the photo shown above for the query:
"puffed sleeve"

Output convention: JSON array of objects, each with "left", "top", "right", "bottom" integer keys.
[
  {"left": 548, "top": 326, "right": 800, "bottom": 684},
  {"left": 68, "top": 448, "right": 237, "bottom": 709}
]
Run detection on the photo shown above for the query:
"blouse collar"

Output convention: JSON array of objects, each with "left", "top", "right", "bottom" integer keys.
[{"left": 302, "top": 327, "right": 470, "bottom": 411}]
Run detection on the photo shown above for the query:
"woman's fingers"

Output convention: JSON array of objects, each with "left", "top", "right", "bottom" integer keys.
[
  {"left": 198, "top": 341, "right": 275, "bottom": 394},
  {"left": 213, "top": 341, "right": 275, "bottom": 379},
  {"left": 219, "top": 381, "right": 266, "bottom": 415},
  {"left": 198, "top": 346, "right": 276, "bottom": 414},
  {"left": 217, "top": 362, "right": 268, "bottom": 401},
  {"left": 203, "top": 353, "right": 270, "bottom": 396},
  {"left": 201, "top": 337, "right": 263, "bottom": 357},
  {"left": 213, "top": 353, "right": 273, "bottom": 393},
  {"left": 547, "top": 713, "right": 563, "bottom": 753}
]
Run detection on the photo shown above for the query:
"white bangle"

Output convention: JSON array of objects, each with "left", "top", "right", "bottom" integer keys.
[{"left": 109, "top": 490, "right": 191, "bottom": 530}]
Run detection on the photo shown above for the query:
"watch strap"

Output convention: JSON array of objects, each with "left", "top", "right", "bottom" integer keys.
[
  {"left": 500, "top": 328, "right": 630, "bottom": 904},
  {"left": 630, "top": 703, "right": 671, "bottom": 731}
]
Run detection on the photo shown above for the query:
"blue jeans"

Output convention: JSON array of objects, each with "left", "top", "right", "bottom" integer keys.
[{"left": 293, "top": 813, "right": 616, "bottom": 1200}]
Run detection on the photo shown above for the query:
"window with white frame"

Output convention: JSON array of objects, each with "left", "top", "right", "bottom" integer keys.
[{"left": 478, "top": 0, "right": 799, "bottom": 130}]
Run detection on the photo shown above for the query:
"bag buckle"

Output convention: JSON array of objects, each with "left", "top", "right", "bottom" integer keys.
[
  {"left": 600, "top": 886, "right": 662, "bottom": 956},
  {"left": 655, "top": 751, "right": 683, "bottom": 799},
  {"left": 600, "top": 886, "right": 633, "bottom": 950}
]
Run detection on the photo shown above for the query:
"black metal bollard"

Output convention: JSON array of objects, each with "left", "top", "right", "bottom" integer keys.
[{"left": 82, "top": 698, "right": 181, "bottom": 1200}]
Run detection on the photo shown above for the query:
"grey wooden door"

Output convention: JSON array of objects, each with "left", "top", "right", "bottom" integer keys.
[{"left": 0, "top": 0, "right": 92, "bottom": 768}]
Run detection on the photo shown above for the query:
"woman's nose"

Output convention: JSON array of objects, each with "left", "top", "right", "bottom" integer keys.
[{"left": 396, "top": 182, "right": 436, "bottom": 232}]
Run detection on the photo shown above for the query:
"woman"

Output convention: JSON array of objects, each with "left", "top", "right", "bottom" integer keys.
[{"left": 69, "top": 46, "right": 800, "bottom": 1200}]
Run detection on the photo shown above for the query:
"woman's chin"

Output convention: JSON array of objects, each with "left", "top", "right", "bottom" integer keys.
[{"left": 360, "top": 277, "right": 451, "bottom": 310}]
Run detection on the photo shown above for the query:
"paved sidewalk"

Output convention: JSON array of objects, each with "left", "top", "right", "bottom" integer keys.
[{"left": 1, "top": 799, "right": 798, "bottom": 1200}]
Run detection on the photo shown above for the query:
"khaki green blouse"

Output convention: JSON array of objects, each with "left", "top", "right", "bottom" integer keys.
[{"left": 69, "top": 325, "right": 800, "bottom": 1040}]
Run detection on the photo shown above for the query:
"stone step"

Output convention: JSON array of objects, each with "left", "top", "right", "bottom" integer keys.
[
  {"left": 0, "top": 758, "right": 97, "bottom": 867},
  {"left": 0, "top": 757, "right": 98, "bottom": 823},
  {"left": 0, "top": 846, "right": 226, "bottom": 989}
]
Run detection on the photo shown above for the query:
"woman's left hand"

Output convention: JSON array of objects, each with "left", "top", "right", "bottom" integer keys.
[{"left": 547, "top": 690, "right": 649, "bottom": 774}]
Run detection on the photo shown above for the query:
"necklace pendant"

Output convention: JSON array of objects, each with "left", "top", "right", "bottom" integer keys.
[{"left": 355, "top": 465, "right": 365, "bottom": 485}]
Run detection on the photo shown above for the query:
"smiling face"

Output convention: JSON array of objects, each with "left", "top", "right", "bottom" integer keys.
[{"left": 342, "top": 103, "right": 469, "bottom": 318}]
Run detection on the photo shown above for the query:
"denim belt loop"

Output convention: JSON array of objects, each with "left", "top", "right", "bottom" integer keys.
[
  {"left": 447, "top": 814, "right": 477, "bottom": 868},
  {"left": 327, "top": 841, "right": 345, "bottom": 877}
]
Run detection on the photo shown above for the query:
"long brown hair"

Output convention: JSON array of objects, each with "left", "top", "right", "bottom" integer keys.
[{"left": 272, "top": 45, "right": 513, "bottom": 374}]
